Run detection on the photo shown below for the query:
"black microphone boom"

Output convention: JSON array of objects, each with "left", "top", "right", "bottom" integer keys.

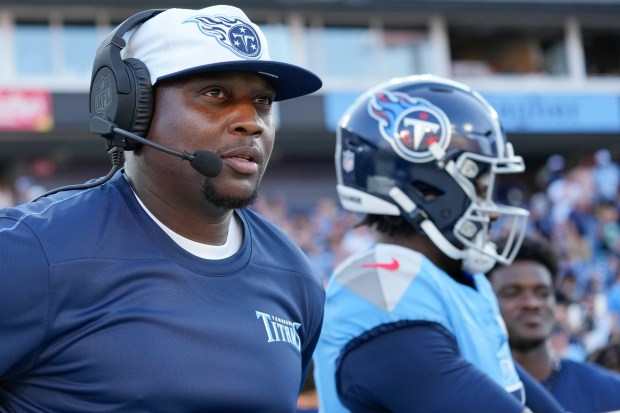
[
  {"left": 189, "top": 150, "right": 224, "bottom": 178},
  {"left": 30, "top": 118, "right": 223, "bottom": 202},
  {"left": 90, "top": 116, "right": 223, "bottom": 178},
  {"left": 111, "top": 127, "right": 223, "bottom": 178}
]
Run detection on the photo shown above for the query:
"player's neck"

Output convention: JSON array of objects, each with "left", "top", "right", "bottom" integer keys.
[
  {"left": 380, "top": 233, "right": 462, "bottom": 276},
  {"left": 512, "top": 342, "right": 557, "bottom": 381}
]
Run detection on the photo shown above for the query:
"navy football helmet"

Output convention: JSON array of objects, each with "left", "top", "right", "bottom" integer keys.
[{"left": 335, "top": 75, "right": 529, "bottom": 274}]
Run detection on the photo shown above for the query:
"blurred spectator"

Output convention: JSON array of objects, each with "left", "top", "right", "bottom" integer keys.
[
  {"left": 527, "top": 191, "right": 553, "bottom": 238},
  {"left": 550, "top": 304, "right": 588, "bottom": 363},
  {"left": 13, "top": 175, "right": 46, "bottom": 205},
  {"left": 556, "top": 270, "right": 581, "bottom": 304},
  {"left": 535, "top": 153, "right": 565, "bottom": 190},
  {"left": 296, "top": 362, "right": 319, "bottom": 413},
  {"left": 0, "top": 182, "right": 15, "bottom": 208},
  {"left": 608, "top": 266, "right": 620, "bottom": 343},
  {"left": 547, "top": 167, "right": 586, "bottom": 231},
  {"left": 557, "top": 218, "right": 592, "bottom": 267},
  {"left": 593, "top": 149, "right": 620, "bottom": 203},
  {"left": 570, "top": 154, "right": 596, "bottom": 201},
  {"left": 580, "top": 276, "right": 614, "bottom": 354},
  {"left": 595, "top": 201, "right": 620, "bottom": 256},
  {"left": 588, "top": 341, "right": 620, "bottom": 374}
]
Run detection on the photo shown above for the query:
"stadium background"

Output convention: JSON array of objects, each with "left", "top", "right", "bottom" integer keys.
[
  {"left": 1, "top": 0, "right": 619, "bottom": 208},
  {"left": 2, "top": 0, "right": 620, "bottom": 409}
]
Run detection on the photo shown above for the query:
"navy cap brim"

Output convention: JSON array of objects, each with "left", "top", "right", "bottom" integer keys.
[{"left": 156, "top": 61, "right": 322, "bottom": 101}]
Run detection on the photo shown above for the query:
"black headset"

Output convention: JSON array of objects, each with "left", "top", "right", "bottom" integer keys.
[
  {"left": 33, "top": 8, "right": 228, "bottom": 202},
  {"left": 35, "top": 9, "right": 233, "bottom": 202},
  {"left": 89, "top": 9, "right": 165, "bottom": 151}
]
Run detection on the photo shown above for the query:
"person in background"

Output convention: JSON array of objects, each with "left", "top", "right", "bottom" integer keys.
[
  {"left": 588, "top": 341, "right": 620, "bottom": 374},
  {"left": 488, "top": 235, "right": 620, "bottom": 413},
  {"left": 607, "top": 263, "right": 620, "bottom": 343},
  {"left": 313, "top": 74, "right": 564, "bottom": 413},
  {"left": 592, "top": 148, "right": 619, "bottom": 204},
  {"left": 0, "top": 5, "right": 325, "bottom": 412},
  {"left": 297, "top": 362, "right": 319, "bottom": 413}
]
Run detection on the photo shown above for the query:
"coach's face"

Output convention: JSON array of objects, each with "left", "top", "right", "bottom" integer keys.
[
  {"left": 489, "top": 260, "right": 557, "bottom": 351},
  {"left": 142, "top": 71, "right": 276, "bottom": 210}
]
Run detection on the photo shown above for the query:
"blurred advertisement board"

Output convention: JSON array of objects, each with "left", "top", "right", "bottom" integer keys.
[{"left": 0, "top": 89, "right": 53, "bottom": 132}]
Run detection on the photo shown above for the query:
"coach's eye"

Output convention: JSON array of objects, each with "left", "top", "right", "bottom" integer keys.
[
  {"left": 203, "top": 87, "right": 227, "bottom": 99},
  {"left": 254, "top": 95, "right": 274, "bottom": 106}
]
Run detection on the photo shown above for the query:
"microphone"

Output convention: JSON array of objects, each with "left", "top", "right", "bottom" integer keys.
[
  {"left": 31, "top": 118, "right": 224, "bottom": 202},
  {"left": 90, "top": 117, "right": 223, "bottom": 178}
]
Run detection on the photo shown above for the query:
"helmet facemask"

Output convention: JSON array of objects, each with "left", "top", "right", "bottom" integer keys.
[
  {"left": 335, "top": 75, "right": 530, "bottom": 274},
  {"left": 433, "top": 148, "right": 530, "bottom": 274}
]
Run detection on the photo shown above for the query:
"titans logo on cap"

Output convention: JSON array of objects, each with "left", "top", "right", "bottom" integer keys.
[
  {"left": 185, "top": 14, "right": 262, "bottom": 59},
  {"left": 368, "top": 90, "right": 451, "bottom": 163}
]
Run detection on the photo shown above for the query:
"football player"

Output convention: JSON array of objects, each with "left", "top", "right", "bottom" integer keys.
[{"left": 313, "top": 75, "right": 564, "bottom": 412}]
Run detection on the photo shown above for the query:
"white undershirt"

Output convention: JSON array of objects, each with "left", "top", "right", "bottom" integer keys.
[{"left": 131, "top": 190, "right": 242, "bottom": 259}]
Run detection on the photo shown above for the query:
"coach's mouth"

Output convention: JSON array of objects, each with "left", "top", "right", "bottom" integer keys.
[{"left": 220, "top": 146, "right": 262, "bottom": 175}]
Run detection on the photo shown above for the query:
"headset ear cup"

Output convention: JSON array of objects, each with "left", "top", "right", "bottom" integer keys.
[{"left": 124, "top": 57, "right": 154, "bottom": 150}]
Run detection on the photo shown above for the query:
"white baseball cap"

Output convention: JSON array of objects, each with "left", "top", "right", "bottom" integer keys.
[{"left": 122, "top": 5, "right": 322, "bottom": 101}]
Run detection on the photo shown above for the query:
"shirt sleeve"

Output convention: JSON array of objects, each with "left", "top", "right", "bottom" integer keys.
[
  {"left": 0, "top": 217, "right": 50, "bottom": 378},
  {"left": 300, "top": 298, "right": 325, "bottom": 393},
  {"left": 335, "top": 322, "right": 528, "bottom": 413},
  {"left": 514, "top": 362, "right": 566, "bottom": 413}
]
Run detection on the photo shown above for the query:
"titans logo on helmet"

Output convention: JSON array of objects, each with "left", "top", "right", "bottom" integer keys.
[
  {"left": 368, "top": 90, "right": 451, "bottom": 163},
  {"left": 185, "top": 15, "right": 262, "bottom": 59}
]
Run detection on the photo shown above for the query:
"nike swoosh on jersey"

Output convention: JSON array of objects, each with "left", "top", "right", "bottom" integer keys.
[{"left": 361, "top": 258, "right": 400, "bottom": 271}]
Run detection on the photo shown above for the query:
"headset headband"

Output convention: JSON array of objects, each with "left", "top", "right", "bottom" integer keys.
[
  {"left": 89, "top": 9, "right": 165, "bottom": 150},
  {"left": 90, "top": 9, "right": 165, "bottom": 95}
]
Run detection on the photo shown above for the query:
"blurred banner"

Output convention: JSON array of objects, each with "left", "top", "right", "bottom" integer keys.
[
  {"left": 324, "top": 92, "right": 620, "bottom": 134},
  {"left": 0, "top": 89, "right": 53, "bottom": 132}
]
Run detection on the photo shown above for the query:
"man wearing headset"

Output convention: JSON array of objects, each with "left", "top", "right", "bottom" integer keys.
[{"left": 0, "top": 5, "right": 324, "bottom": 412}]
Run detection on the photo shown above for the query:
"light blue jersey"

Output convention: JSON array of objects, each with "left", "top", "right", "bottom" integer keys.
[{"left": 314, "top": 243, "right": 524, "bottom": 412}]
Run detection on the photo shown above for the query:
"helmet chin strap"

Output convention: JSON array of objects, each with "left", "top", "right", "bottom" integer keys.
[
  {"left": 389, "top": 186, "right": 497, "bottom": 275},
  {"left": 422, "top": 219, "right": 497, "bottom": 274},
  {"left": 461, "top": 242, "right": 497, "bottom": 274}
]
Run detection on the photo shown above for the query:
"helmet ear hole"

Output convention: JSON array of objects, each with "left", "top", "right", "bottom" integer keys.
[
  {"left": 344, "top": 135, "right": 367, "bottom": 150},
  {"left": 344, "top": 138, "right": 359, "bottom": 149},
  {"left": 411, "top": 180, "right": 444, "bottom": 201}
]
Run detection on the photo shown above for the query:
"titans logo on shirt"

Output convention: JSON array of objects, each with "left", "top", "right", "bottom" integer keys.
[
  {"left": 185, "top": 14, "right": 262, "bottom": 59},
  {"left": 368, "top": 90, "right": 451, "bottom": 163},
  {"left": 256, "top": 310, "right": 302, "bottom": 351}
]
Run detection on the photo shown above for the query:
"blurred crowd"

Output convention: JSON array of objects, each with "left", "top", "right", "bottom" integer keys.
[
  {"left": 2, "top": 147, "right": 620, "bottom": 365},
  {"left": 525, "top": 148, "right": 620, "bottom": 366}
]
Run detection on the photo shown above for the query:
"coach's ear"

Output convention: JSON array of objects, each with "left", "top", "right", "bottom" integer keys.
[{"left": 89, "top": 9, "right": 164, "bottom": 151}]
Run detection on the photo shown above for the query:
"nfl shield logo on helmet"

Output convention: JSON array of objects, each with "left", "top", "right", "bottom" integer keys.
[
  {"left": 342, "top": 149, "right": 355, "bottom": 173},
  {"left": 368, "top": 90, "right": 451, "bottom": 163}
]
